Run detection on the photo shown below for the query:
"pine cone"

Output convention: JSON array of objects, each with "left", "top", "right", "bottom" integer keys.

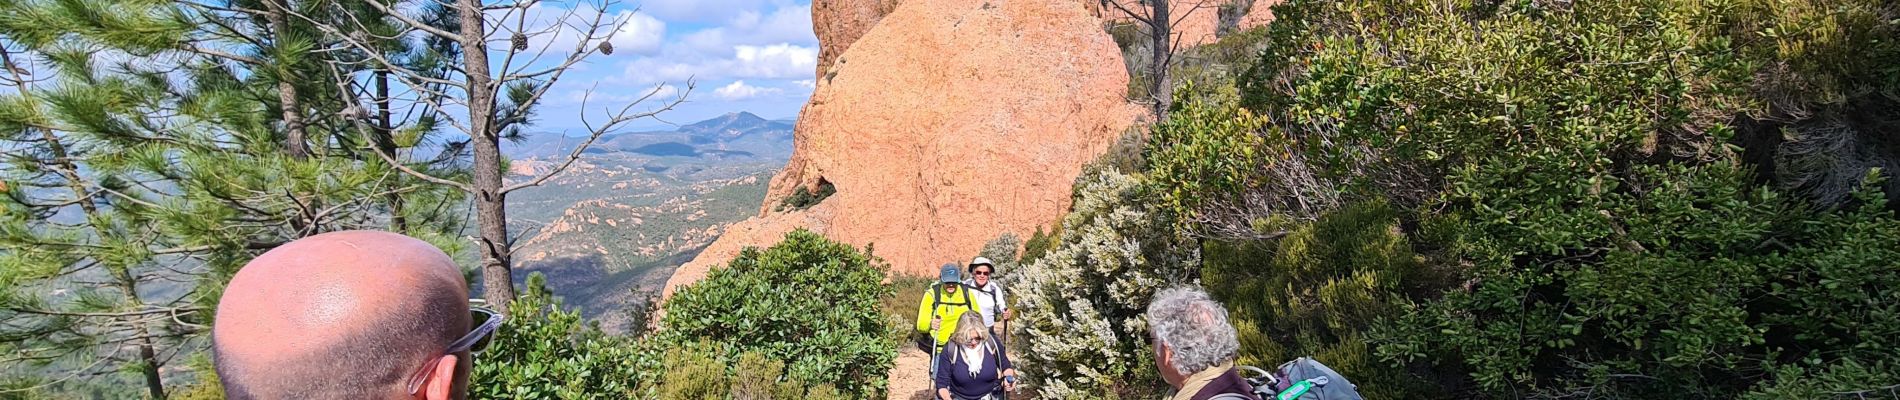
[
  {"left": 342, "top": 105, "right": 366, "bottom": 120},
  {"left": 511, "top": 33, "right": 528, "bottom": 51},
  {"left": 598, "top": 41, "right": 614, "bottom": 55}
]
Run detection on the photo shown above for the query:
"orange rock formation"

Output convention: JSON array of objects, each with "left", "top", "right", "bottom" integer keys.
[
  {"left": 664, "top": 0, "right": 1142, "bottom": 298},
  {"left": 812, "top": 0, "right": 902, "bottom": 80}
]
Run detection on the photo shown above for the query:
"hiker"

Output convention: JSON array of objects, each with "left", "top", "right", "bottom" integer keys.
[
  {"left": 212, "top": 231, "right": 501, "bottom": 400},
  {"left": 963, "top": 257, "right": 1011, "bottom": 330},
  {"left": 917, "top": 263, "right": 979, "bottom": 369},
  {"left": 1147, "top": 286, "right": 1259, "bottom": 400},
  {"left": 935, "top": 312, "right": 1019, "bottom": 400}
]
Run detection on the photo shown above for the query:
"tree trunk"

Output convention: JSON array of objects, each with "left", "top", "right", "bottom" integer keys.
[
  {"left": 132, "top": 322, "right": 166, "bottom": 399},
  {"left": 458, "top": 0, "right": 515, "bottom": 312},
  {"left": 22, "top": 63, "right": 166, "bottom": 399},
  {"left": 1149, "top": 0, "right": 1173, "bottom": 120},
  {"left": 263, "top": 0, "right": 310, "bottom": 159},
  {"left": 374, "top": 70, "right": 406, "bottom": 232}
]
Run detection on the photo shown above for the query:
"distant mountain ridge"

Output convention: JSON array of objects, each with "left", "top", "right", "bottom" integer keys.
[
  {"left": 505, "top": 112, "right": 795, "bottom": 160},
  {"left": 680, "top": 112, "right": 794, "bottom": 143},
  {"left": 497, "top": 110, "right": 793, "bottom": 332}
]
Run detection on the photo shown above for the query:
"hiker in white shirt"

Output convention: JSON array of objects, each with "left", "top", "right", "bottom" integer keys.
[{"left": 962, "top": 257, "right": 1011, "bottom": 329}]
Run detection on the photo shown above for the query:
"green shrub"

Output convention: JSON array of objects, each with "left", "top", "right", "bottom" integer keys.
[
  {"left": 1145, "top": 81, "right": 1270, "bottom": 228},
  {"left": 1204, "top": 201, "right": 1450, "bottom": 399},
  {"left": 471, "top": 273, "right": 647, "bottom": 399},
  {"left": 658, "top": 343, "right": 728, "bottom": 400},
  {"left": 776, "top": 181, "right": 837, "bottom": 211},
  {"left": 1215, "top": 0, "right": 1900, "bottom": 396},
  {"left": 730, "top": 351, "right": 806, "bottom": 400},
  {"left": 1020, "top": 226, "right": 1059, "bottom": 265},
  {"left": 880, "top": 273, "right": 937, "bottom": 347},
  {"left": 1011, "top": 168, "right": 1196, "bottom": 399},
  {"left": 655, "top": 229, "right": 895, "bottom": 398}
]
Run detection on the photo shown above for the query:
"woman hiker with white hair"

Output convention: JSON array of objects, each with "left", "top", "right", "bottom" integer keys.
[
  {"left": 1148, "top": 286, "right": 1260, "bottom": 400},
  {"left": 934, "top": 312, "right": 1018, "bottom": 400}
]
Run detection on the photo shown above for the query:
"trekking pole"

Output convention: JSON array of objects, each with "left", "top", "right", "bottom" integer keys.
[{"left": 928, "top": 334, "right": 942, "bottom": 392}]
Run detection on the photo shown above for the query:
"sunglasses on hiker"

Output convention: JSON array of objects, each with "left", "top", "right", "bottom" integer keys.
[
  {"left": 405, "top": 302, "right": 503, "bottom": 394},
  {"left": 972, "top": 270, "right": 992, "bottom": 276}
]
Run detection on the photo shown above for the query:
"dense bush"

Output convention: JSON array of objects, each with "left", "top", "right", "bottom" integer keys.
[
  {"left": 1011, "top": 169, "right": 1196, "bottom": 399},
  {"left": 471, "top": 273, "right": 647, "bottom": 399},
  {"left": 776, "top": 181, "right": 837, "bottom": 211},
  {"left": 657, "top": 343, "right": 729, "bottom": 400},
  {"left": 1203, "top": 201, "right": 1451, "bottom": 399},
  {"left": 654, "top": 229, "right": 894, "bottom": 398},
  {"left": 1198, "top": 0, "right": 1900, "bottom": 396}
]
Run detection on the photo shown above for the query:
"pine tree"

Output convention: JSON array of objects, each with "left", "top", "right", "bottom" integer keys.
[
  {"left": 0, "top": 0, "right": 465, "bottom": 397},
  {"left": 296, "top": 0, "right": 690, "bottom": 312}
]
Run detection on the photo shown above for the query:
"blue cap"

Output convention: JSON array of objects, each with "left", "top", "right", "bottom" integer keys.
[{"left": 939, "top": 263, "right": 961, "bottom": 283}]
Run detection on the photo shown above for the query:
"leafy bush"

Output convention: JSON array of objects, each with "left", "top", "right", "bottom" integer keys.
[
  {"left": 1020, "top": 226, "right": 1059, "bottom": 265},
  {"left": 776, "top": 181, "right": 837, "bottom": 211},
  {"left": 1203, "top": 201, "right": 1451, "bottom": 399},
  {"left": 880, "top": 274, "right": 938, "bottom": 346},
  {"left": 658, "top": 343, "right": 728, "bottom": 400},
  {"left": 472, "top": 273, "right": 647, "bottom": 399},
  {"left": 654, "top": 229, "right": 895, "bottom": 398},
  {"left": 1216, "top": 0, "right": 1900, "bottom": 396},
  {"left": 1011, "top": 169, "right": 1196, "bottom": 399}
]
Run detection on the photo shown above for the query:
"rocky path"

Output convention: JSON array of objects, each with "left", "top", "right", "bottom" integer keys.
[{"left": 887, "top": 346, "right": 934, "bottom": 400}]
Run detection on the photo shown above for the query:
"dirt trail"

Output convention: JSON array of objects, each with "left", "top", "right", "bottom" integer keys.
[{"left": 887, "top": 346, "right": 934, "bottom": 400}]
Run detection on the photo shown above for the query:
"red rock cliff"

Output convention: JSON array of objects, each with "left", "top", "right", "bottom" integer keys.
[
  {"left": 665, "top": 0, "right": 1142, "bottom": 297},
  {"left": 812, "top": 0, "right": 902, "bottom": 79}
]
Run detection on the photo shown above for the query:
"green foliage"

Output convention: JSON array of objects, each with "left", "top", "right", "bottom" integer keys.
[
  {"left": 0, "top": 0, "right": 466, "bottom": 396},
  {"left": 776, "top": 181, "right": 836, "bottom": 211},
  {"left": 1020, "top": 226, "right": 1059, "bottom": 265},
  {"left": 471, "top": 273, "right": 647, "bottom": 399},
  {"left": 880, "top": 273, "right": 937, "bottom": 347},
  {"left": 655, "top": 229, "right": 895, "bottom": 398},
  {"left": 658, "top": 343, "right": 729, "bottom": 400},
  {"left": 1011, "top": 168, "right": 1196, "bottom": 399},
  {"left": 1145, "top": 81, "right": 1269, "bottom": 226},
  {"left": 730, "top": 351, "right": 803, "bottom": 400},
  {"left": 1204, "top": 202, "right": 1448, "bottom": 399},
  {"left": 1218, "top": 0, "right": 1900, "bottom": 396},
  {"left": 1741, "top": 359, "right": 1900, "bottom": 399},
  {"left": 978, "top": 232, "right": 1021, "bottom": 266}
]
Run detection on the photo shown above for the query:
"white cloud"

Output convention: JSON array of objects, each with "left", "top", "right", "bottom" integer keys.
[
  {"left": 730, "top": 44, "right": 818, "bottom": 78},
  {"left": 640, "top": 0, "right": 802, "bottom": 23},
  {"left": 677, "top": 5, "right": 817, "bottom": 51},
  {"left": 616, "top": 43, "right": 817, "bottom": 85},
  {"left": 792, "top": 79, "right": 816, "bottom": 89},
  {"left": 557, "top": 83, "right": 680, "bottom": 105},
  {"left": 712, "top": 80, "right": 783, "bottom": 100}
]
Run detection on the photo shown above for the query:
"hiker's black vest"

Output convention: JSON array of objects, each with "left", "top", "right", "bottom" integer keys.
[{"left": 932, "top": 284, "right": 977, "bottom": 314}]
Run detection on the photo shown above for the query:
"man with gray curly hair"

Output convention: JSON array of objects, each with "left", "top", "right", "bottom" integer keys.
[{"left": 1147, "top": 286, "right": 1260, "bottom": 400}]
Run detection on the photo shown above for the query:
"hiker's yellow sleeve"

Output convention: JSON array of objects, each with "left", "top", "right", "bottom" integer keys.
[{"left": 915, "top": 288, "right": 934, "bottom": 334}]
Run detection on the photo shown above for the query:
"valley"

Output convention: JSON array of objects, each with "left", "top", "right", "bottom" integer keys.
[{"left": 501, "top": 112, "right": 793, "bottom": 332}]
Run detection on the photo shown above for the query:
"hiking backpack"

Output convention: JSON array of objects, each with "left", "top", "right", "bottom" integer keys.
[{"left": 1213, "top": 357, "right": 1364, "bottom": 400}]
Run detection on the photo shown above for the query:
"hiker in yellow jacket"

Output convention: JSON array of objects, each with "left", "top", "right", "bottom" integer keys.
[{"left": 916, "top": 263, "right": 978, "bottom": 354}]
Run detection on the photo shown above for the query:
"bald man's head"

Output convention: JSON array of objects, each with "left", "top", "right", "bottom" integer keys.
[{"left": 213, "top": 231, "right": 470, "bottom": 400}]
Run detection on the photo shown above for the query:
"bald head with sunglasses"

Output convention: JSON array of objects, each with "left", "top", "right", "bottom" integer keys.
[{"left": 213, "top": 230, "right": 500, "bottom": 400}]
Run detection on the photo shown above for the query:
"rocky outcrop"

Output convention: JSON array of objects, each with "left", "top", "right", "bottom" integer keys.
[
  {"left": 1238, "top": 0, "right": 1277, "bottom": 30},
  {"left": 812, "top": 0, "right": 903, "bottom": 80},
  {"left": 666, "top": 0, "right": 1142, "bottom": 297}
]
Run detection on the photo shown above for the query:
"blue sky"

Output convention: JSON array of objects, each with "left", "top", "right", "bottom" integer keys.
[{"left": 518, "top": 0, "right": 819, "bottom": 133}]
